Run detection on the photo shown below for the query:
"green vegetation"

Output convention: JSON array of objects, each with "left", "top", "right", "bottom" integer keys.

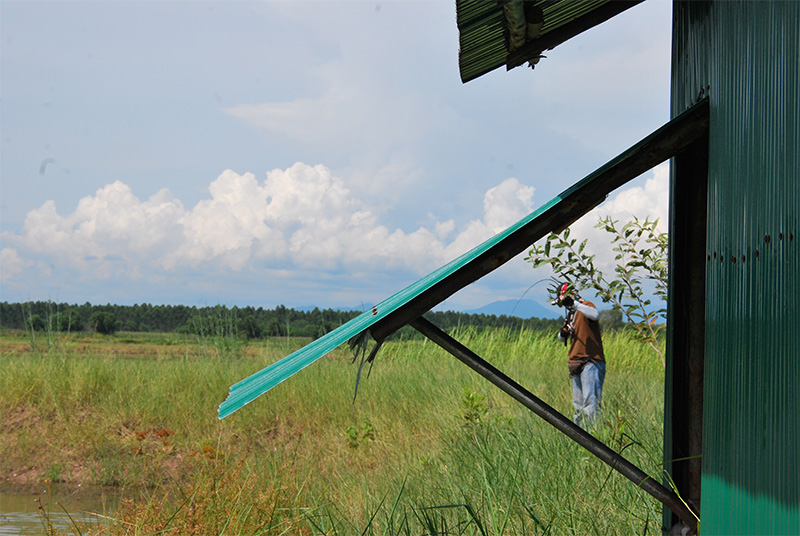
[
  {"left": 527, "top": 216, "right": 669, "bottom": 365},
  {"left": 1, "top": 301, "right": 564, "bottom": 340},
  {"left": 1, "top": 326, "right": 666, "bottom": 535}
]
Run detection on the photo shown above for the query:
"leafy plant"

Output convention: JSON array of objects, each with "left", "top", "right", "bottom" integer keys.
[
  {"left": 346, "top": 417, "right": 376, "bottom": 448},
  {"left": 345, "top": 425, "right": 360, "bottom": 448},
  {"left": 526, "top": 216, "right": 668, "bottom": 365},
  {"left": 460, "top": 386, "right": 489, "bottom": 426},
  {"left": 360, "top": 416, "right": 376, "bottom": 441}
]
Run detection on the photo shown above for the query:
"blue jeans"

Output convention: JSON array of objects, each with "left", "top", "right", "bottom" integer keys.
[{"left": 571, "top": 360, "right": 606, "bottom": 429}]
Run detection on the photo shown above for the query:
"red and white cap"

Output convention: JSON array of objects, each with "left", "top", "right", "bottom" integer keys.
[{"left": 551, "top": 282, "right": 572, "bottom": 305}]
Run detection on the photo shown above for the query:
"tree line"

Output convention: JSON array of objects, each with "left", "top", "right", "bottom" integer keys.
[{"left": 0, "top": 301, "right": 584, "bottom": 340}]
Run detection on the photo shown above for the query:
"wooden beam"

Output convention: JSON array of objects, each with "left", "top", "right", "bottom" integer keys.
[
  {"left": 411, "top": 315, "right": 699, "bottom": 530},
  {"left": 369, "top": 99, "right": 709, "bottom": 342},
  {"left": 664, "top": 120, "right": 709, "bottom": 526},
  {"left": 507, "top": 1, "right": 645, "bottom": 71}
]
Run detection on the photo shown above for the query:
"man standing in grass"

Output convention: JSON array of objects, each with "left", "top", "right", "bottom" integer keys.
[{"left": 554, "top": 283, "right": 605, "bottom": 429}]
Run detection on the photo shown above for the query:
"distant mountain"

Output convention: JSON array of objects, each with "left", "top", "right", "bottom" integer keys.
[{"left": 464, "top": 299, "right": 561, "bottom": 319}]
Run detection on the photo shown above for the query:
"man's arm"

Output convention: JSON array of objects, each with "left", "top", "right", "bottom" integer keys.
[{"left": 574, "top": 301, "right": 599, "bottom": 321}]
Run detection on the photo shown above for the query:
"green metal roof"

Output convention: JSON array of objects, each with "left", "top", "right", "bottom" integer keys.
[
  {"left": 457, "top": 0, "right": 644, "bottom": 83},
  {"left": 217, "top": 99, "right": 708, "bottom": 420}
]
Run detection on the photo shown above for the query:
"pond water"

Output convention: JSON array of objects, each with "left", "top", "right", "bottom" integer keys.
[{"left": 0, "top": 484, "right": 118, "bottom": 535}]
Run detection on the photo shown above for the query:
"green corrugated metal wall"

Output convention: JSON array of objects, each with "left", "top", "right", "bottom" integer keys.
[{"left": 671, "top": 1, "right": 799, "bottom": 533}]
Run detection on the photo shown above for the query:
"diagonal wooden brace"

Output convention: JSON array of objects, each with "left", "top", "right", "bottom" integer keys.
[{"left": 410, "top": 316, "right": 699, "bottom": 531}]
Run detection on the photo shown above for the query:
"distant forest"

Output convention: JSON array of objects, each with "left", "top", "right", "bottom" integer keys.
[{"left": 0, "top": 301, "right": 583, "bottom": 340}]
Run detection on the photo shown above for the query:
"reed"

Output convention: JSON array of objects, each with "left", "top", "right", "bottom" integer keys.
[{"left": 0, "top": 327, "right": 666, "bottom": 535}]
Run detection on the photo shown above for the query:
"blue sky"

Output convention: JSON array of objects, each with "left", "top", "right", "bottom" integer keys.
[{"left": 1, "top": 0, "right": 672, "bottom": 314}]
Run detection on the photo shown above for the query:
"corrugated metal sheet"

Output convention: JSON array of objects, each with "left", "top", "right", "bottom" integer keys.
[
  {"left": 456, "top": 0, "right": 615, "bottom": 82},
  {"left": 671, "top": 1, "right": 800, "bottom": 533},
  {"left": 456, "top": 1, "right": 508, "bottom": 83}
]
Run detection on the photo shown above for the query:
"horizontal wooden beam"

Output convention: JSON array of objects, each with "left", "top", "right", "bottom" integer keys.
[{"left": 369, "top": 99, "right": 709, "bottom": 342}]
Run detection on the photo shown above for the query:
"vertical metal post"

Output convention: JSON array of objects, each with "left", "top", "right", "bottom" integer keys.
[{"left": 410, "top": 316, "right": 698, "bottom": 531}]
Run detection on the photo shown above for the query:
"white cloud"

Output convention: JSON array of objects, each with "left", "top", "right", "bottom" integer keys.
[
  {"left": 223, "top": 57, "right": 432, "bottom": 161},
  {"left": 1, "top": 162, "right": 668, "bottom": 309},
  {"left": 0, "top": 248, "right": 27, "bottom": 281},
  {"left": 1, "top": 163, "right": 458, "bottom": 281},
  {"left": 598, "top": 163, "right": 669, "bottom": 226},
  {"left": 169, "top": 170, "right": 284, "bottom": 270},
  {"left": 484, "top": 178, "right": 535, "bottom": 231},
  {"left": 4, "top": 182, "right": 185, "bottom": 276},
  {"left": 440, "top": 177, "right": 535, "bottom": 263}
]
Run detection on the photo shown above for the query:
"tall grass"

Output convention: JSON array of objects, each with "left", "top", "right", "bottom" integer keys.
[{"left": 0, "top": 327, "right": 666, "bottom": 535}]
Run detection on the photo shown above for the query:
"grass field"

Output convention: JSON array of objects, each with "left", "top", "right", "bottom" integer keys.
[{"left": 0, "top": 326, "right": 667, "bottom": 535}]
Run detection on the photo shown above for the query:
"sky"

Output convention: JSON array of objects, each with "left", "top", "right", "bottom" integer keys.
[{"left": 1, "top": 0, "right": 673, "bottom": 315}]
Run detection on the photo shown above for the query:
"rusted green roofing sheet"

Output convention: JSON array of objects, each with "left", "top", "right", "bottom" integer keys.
[
  {"left": 217, "top": 98, "right": 709, "bottom": 420},
  {"left": 457, "top": 0, "right": 644, "bottom": 83}
]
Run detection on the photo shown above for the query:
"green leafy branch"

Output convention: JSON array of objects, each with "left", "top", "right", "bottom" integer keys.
[{"left": 525, "top": 216, "right": 668, "bottom": 366}]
